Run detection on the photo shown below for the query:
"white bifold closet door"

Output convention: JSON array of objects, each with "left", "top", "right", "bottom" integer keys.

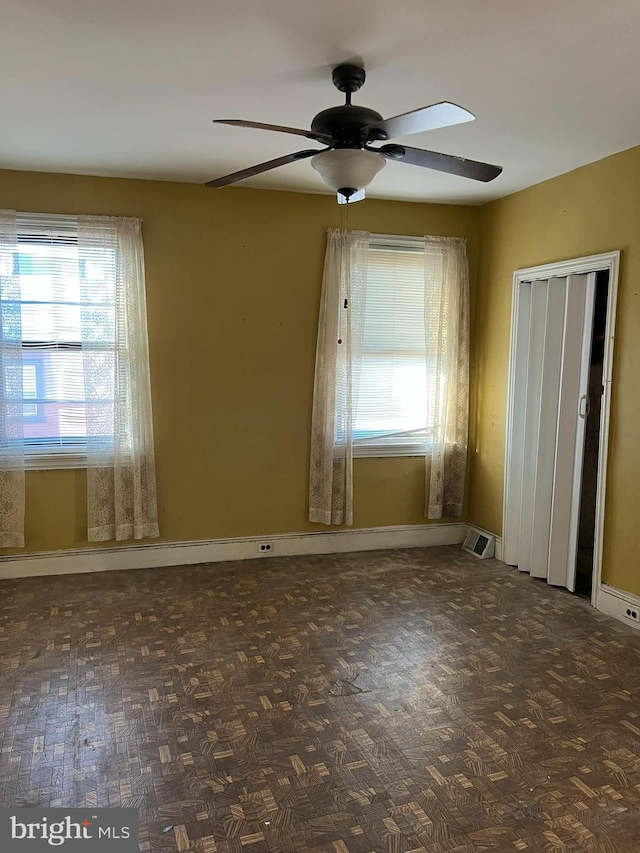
[{"left": 507, "top": 273, "right": 596, "bottom": 590}]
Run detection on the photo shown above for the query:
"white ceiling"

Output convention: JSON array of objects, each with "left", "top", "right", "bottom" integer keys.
[{"left": 2, "top": 0, "right": 640, "bottom": 205}]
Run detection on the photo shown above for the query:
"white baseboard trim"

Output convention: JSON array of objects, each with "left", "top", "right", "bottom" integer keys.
[
  {"left": 596, "top": 584, "right": 640, "bottom": 631},
  {"left": 494, "top": 536, "right": 503, "bottom": 562},
  {"left": 0, "top": 522, "right": 467, "bottom": 580}
]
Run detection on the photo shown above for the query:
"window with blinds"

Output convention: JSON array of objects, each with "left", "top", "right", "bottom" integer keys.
[
  {"left": 10, "top": 214, "right": 116, "bottom": 468},
  {"left": 353, "top": 235, "right": 431, "bottom": 456}
]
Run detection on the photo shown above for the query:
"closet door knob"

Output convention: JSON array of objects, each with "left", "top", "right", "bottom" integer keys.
[{"left": 578, "top": 394, "right": 591, "bottom": 418}]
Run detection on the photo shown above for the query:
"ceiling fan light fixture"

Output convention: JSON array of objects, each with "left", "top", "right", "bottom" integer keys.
[{"left": 311, "top": 148, "right": 386, "bottom": 195}]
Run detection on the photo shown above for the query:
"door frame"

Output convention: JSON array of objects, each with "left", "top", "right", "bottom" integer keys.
[{"left": 503, "top": 251, "right": 620, "bottom": 608}]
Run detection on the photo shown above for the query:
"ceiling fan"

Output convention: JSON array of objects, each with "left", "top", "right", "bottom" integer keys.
[{"left": 206, "top": 63, "right": 502, "bottom": 203}]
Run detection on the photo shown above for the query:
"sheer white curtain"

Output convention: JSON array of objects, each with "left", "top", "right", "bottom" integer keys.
[
  {"left": 309, "top": 229, "right": 369, "bottom": 525},
  {"left": 424, "top": 236, "right": 469, "bottom": 518},
  {"left": 0, "top": 210, "right": 25, "bottom": 547},
  {"left": 78, "top": 216, "right": 159, "bottom": 541},
  {"left": 309, "top": 230, "right": 469, "bottom": 526}
]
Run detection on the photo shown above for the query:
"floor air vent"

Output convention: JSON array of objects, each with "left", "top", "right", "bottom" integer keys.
[{"left": 462, "top": 527, "right": 495, "bottom": 559}]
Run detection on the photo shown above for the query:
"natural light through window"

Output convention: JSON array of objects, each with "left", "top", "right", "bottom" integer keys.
[
  {"left": 9, "top": 225, "right": 117, "bottom": 466},
  {"left": 353, "top": 237, "right": 429, "bottom": 456}
]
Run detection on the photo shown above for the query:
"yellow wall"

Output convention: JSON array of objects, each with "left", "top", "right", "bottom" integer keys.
[
  {"left": 0, "top": 168, "right": 480, "bottom": 553},
  {"left": 470, "top": 145, "right": 640, "bottom": 597}
]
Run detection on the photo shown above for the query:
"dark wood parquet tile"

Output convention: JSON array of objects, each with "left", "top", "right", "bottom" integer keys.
[{"left": 1, "top": 547, "right": 640, "bottom": 852}]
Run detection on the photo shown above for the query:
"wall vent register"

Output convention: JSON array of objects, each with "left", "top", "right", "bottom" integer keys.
[{"left": 462, "top": 527, "right": 495, "bottom": 559}]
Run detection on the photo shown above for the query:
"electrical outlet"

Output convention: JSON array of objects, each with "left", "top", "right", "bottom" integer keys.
[
  {"left": 624, "top": 607, "right": 639, "bottom": 622},
  {"left": 257, "top": 542, "right": 273, "bottom": 554}
]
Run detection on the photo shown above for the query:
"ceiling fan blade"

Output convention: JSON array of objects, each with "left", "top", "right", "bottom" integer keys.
[
  {"left": 364, "top": 102, "right": 475, "bottom": 140},
  {"left": 205, "top": 150, "right": 320, "bottom": 188},
  {"left": 213, "top": 119, "right": 332, "bottom": 144},
  {"left": 375, "top": 144, "right": 502, "bottom": 182}
]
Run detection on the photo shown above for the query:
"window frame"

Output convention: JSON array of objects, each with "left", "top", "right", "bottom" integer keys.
[
  {"left": 13, "top": 215, "right": 93, "bottom": 470},
  {"left": 352, "top": 233, "right": 431, "bottom": 459},
  {"left": 21, "top": 358, "right": 45, "bottom": 421}
]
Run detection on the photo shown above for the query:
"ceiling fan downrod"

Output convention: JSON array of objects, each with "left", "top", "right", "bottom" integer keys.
[{"left": 331, "top": 63, "right": 367, "bottom": 106}]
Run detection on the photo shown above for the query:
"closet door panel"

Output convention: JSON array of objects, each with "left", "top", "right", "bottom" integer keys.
[
  {"left": 530, "top": 278, "right": 566, "bottom": 579},
  {"left": 517, "top": 281, "right": 548, "bottom": 573},
  {"left": 503, "top": 283, "right": 532, "bottom": 567},
  {"left": 548, "top": 273, "right": 596, "bottom": 589}
]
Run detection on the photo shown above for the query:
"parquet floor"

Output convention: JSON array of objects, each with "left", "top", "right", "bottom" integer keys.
[{"left": 1, "top": 546, "right": 640, "bottom": 852}]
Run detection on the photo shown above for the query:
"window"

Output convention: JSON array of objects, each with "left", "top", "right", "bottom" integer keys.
[
  {"left": 1, "top": 210, "right": 159, "bottom": 545},
  {"left": 7, "top": 214, "right": 117, "bottom": 468},
  {"left": 309, "top": 228, "right": 468, "bottom": 525},
  {"left": 353, "top": 235, "right": 431, "bottom": 457}
]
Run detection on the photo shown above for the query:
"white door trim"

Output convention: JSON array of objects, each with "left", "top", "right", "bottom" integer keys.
[{"left": 503, "top": 251, "right": 620, "bottom": 609}]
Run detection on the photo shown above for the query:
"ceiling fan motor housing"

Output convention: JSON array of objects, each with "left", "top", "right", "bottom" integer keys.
[{"left": 311, "top": 105, "right": 386, "bottom": 147}]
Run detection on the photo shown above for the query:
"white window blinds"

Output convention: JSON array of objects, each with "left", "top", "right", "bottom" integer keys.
[
  {"left": 13, "top": 214, "right": 116, "bottom": 465},
  {"left": 309, "top": 228, "right": 469, "bottom": 522},
  {"left": 353, "top": 235, "right": 429, "bottom": 454},
  {"left": 1, "top": 210, "right": 159, "bottom": 543}
]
